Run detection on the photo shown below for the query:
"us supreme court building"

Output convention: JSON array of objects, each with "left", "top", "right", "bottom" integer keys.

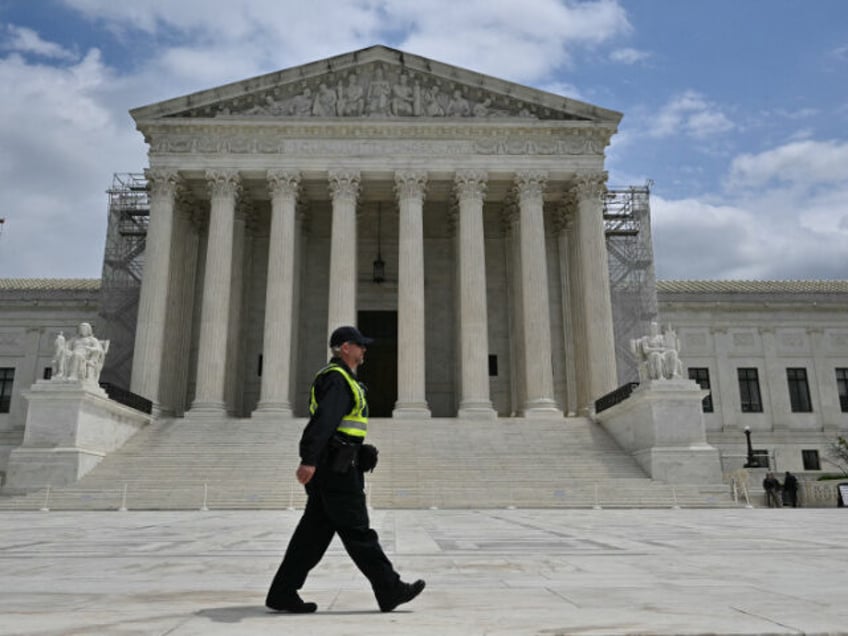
[{"left": 129, "top": 45, "right": 622, "bottom": 421}]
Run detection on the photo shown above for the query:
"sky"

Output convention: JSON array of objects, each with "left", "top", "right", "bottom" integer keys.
[{"left": 0, "top": 0, "right": 846, "bottom": 281}]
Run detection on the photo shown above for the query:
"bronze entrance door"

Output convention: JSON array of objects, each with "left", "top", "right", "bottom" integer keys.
[{"left": 356, "top": 311, "right": 398, "bottom": 417}]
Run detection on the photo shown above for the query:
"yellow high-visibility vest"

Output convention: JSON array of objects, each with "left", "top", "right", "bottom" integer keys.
[{"left": 309, "top": 363, "right": 368, "bottom": 438}]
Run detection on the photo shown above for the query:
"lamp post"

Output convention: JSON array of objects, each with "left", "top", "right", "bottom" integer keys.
[{"left": 743, "top": 425, "right": 756, "bottom": 468}]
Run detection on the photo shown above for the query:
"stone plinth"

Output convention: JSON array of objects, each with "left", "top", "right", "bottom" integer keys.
[
  {"left": 595, "top": 379, "right": 723, "bottom": 484},
  {"left": 5, "top": 381, "right": 151, "bottom": 490}
]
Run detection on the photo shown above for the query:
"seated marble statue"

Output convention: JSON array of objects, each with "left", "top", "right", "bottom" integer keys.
[
  {"left": 630, "top": 322, "right": 683, "bottom": 381},
  {"left": 53, "top": 322, "right": 109, "bottom": 384}
]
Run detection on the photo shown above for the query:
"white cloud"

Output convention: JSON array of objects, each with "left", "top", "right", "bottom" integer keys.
[
  {"left": 0, "top": 49, "right": 145, "bottom": 278},
  {"left": 649, "top": 90, "right": 734, "bottom": 139},
  {"left": 728, "top": 140, "right": 848, "bottom": 189},
  {"left": 59, "top": 0, "right": 631, "bottom": 84},
  {"left": 651, "top": 192, "right": 847, "bottom": 281},
  {"left": 2, "top": 24, "right": 77, "bottom": 60},
  {"left": 830, "top": 44, "right": 848, "bottom": 62},
  {"left": 652, "top": 139, "right": 848, "bottom": 280},
  {"left": 609, "top": 47, "right": 650, "bottom": 65}
]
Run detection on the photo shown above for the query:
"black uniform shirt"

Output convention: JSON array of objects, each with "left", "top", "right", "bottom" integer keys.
[{"left": 299, "top": 357, "right": 356, "bottom": 466}]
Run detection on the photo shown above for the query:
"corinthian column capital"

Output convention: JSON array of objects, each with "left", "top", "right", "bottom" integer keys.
[
  {"left": 145, "top": 168, "right": 183, "bottom": 202},
  {"left": 501, "top": 197, "right": 519, "bottom": 232},
  {"left": 205, "top": 169, "right": 242, "bottom": 199},
  {"left": 267, "top": 170, "right": 301, "bottom": 199},
  {"left": 513, "top": 170, "right": 548, "bottom": 204},
  {"left": 328, "top": 170, "right": 361, "bottom": 202},
  {"left": 394, "top": 170, "right": 428, "bottom": 201},
  {"left": 454, "top": 170, "right": 488, "bottom": 203},
  {"left": 552, "top": 204, "right": 575, "bottom": 234},
  {"left": 570, "top": 172, "right": 608, "bottom": 202}
]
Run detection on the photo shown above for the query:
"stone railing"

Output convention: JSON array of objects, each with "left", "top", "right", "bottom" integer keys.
[
  {"left": 99, "top": 382, "right": 153, "bottom": 414},
  {"left": 801, "top": 479, "right": 847, "bottom": 508},
  {"left": 594, "top": 382, "right": 639, "bottom": 414}
]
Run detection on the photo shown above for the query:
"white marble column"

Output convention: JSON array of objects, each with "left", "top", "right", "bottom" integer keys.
[
  {"left": 502, "top": 200, "right": 525, "bottom": 414},
  {"left": 570, "top": 173, "right": 617, "bottom": 408},
  {"left": 187, "top": 169, "right": 240, "bottom": 417},
  {"left": 158, "top": 192, "right": 196, "bottom": 416},
  {"left": 225, "top": 200, "right": 249, "bottom": 416},
  {"left": 131, "top": 168, "right": 182, "bottom": 412},
  {"left": 394, "top": 170, "right": 431, "bottom": 418},
  {"left": 563, "top": 192, "right": 591, "bottom": 414},
  {"left": 554, "top": 201, "right": 579, "bottom": 416},
  {"left": 327, "top": 171, "right": 360, "bottom": 342},
  {"left": 254, "top": 170, "right": 300, "bottom": 417},
  {"left": 514, "top": 171, "right": 562, "bottom": 417},
  {"left": 170, "top": 200, "right": 201, "bottom": 416},
  {"left": 454, "top": 170, "right": 496, "bottom": 419}
]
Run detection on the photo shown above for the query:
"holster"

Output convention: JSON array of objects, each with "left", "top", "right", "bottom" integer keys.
[
  {"left": 327, "top": 434, "right": 360, "bottom": 473},
  {"left": 359, "top": 443, "right": 379, "bottom": 473}
]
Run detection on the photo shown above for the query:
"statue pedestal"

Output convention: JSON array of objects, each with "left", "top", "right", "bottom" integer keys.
[
  {"left": 595, "top": 379, "right": 723, "bottom": 484},
  {"left": 4, "top": 380, "right": 151, "bottom": 491}
]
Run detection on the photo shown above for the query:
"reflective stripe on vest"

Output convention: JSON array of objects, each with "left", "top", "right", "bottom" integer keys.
[{"left": 309, "top": 363, "right": 368, "bottom": 438}]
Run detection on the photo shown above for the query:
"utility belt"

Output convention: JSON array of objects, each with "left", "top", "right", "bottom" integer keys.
[{"left": 326, "top": 433, "right": 378, "bottom": 473}]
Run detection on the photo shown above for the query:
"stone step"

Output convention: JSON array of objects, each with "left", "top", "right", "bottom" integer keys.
[{"left": 0, "top": 416, "right": 736, "bottom": 510}]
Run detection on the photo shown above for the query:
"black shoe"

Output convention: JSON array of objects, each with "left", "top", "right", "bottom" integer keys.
[
  {"left": 266, "top": 591, "right": 317, "bottom": 613},
  {"left": 378, "top": 579, "right": 426, "bottom": 612}
]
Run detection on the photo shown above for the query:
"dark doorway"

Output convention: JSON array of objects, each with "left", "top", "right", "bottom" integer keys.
[{"left": 357, "top": 311, "right": 397, "bottom": 417}]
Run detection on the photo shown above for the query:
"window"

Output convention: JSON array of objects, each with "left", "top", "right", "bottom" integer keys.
[
  {"left": 802, "top": 449, "right": 821, "bottom": 471},
  {"left": 837, "top": 368, "right": 848, "bottom": 413},
  {"left": 688, "top": 367, "right": 713, "bottom": 412},
  {"left": 43, "top": 367, "right": 53, "bottom": 380},
  {"left": 0, "top": 367, "right": 14, "bottom": 413},
  {"left": 752, "top": 449, "right": 770, "bottom": 468},
  {"left": 786, "top": 368, "right": 812, "bottom": 413},
  {"left": 737, "top": 368, "right": 763, "bottom": 413}
]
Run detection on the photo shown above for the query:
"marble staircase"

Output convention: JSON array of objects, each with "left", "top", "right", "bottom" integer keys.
[{"left": 0, "top": 416, "right": 734, "bottom": 510}]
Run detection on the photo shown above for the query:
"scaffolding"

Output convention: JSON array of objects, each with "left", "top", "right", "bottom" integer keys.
[
  {"left": 97, "top": 173, "right": 149, "bottom": 388},
  {"left": 604, "top": 184, "right": 659, "bottom": 385}
]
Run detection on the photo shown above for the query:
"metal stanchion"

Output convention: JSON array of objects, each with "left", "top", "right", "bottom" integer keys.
[
  {"left": 200, "top": 483, "right": 209, "bottom": 511},
  {"left": 118, "top": 483, "right": 128, "bottom": 511},
  {"left": 593, "top": 483, "right": 602, "bottom": 510},
  {"left": 40, "top": 485, "right": 51, "bottom": 512}
]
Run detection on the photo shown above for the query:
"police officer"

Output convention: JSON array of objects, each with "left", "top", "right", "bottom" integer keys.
[{"left": 266, "top": 325, "right": 425, "bottom": 613}]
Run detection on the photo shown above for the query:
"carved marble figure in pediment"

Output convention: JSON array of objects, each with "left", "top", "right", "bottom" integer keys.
[{"left": 163, "top": 61, "right": 594, "bottom": 122}]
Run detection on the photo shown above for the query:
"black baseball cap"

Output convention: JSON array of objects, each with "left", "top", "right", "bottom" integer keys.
[{"left": 329, "top": 325, "right": 374, "bottom": 348}]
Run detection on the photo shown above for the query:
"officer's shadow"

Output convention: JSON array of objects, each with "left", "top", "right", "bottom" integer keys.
[{"left": 196, "top": 606, "right": 388, "bottom": 623}]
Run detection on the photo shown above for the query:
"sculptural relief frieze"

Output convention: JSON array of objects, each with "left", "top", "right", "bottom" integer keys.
[
  {"left": 148, "top": 131, "right": 607, "bottom": 158},
  {"left": 166, "top": 63, "right": 590, "bottom": 122}
]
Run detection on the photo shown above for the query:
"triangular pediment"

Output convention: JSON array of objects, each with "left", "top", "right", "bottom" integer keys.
[{"left": 131, "top": 45, "right": 621, "bottom": 125}]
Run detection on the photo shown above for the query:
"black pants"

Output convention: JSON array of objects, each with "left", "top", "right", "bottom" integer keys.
[{"left": 266, "top": 467, "right": 400, "bottom": 605}]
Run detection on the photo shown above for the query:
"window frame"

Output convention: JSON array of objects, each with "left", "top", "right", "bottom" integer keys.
[
  {"left": 737, "top": 367, "right": 763, "bottom": 413},
  {"left": 786, "top": 367, "right": 813, "bottom": 413},
  {"left": 0, "top": 367, "right": 15, "bottom": 414},
  {"left": 802, "top": 449, "right": 821, "bottom": 471},
  {"left": 687, "top": 367, "right": 714, "bottom": 413},
  {"left": 836, "top": 368, "right": 848, "bottom": 413}
]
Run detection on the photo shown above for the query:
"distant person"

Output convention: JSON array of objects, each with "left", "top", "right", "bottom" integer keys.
[
  {"left": 763, "top": 472, "right": 782, "bottom": 508},
  {"left": 265, "top": 325, "right": 425, "bottom": 613},
  {"left": 783, "top": 471, "right": 800, "bottom": 507}
]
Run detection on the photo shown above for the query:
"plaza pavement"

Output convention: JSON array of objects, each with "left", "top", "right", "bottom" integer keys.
[{"left": 0, "top": 507, "right": 845, "bottom": 636}]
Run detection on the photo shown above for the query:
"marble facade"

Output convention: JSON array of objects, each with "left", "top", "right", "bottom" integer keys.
[{"left": 128, "top": 46, "right": 621, "bottom": 419}]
